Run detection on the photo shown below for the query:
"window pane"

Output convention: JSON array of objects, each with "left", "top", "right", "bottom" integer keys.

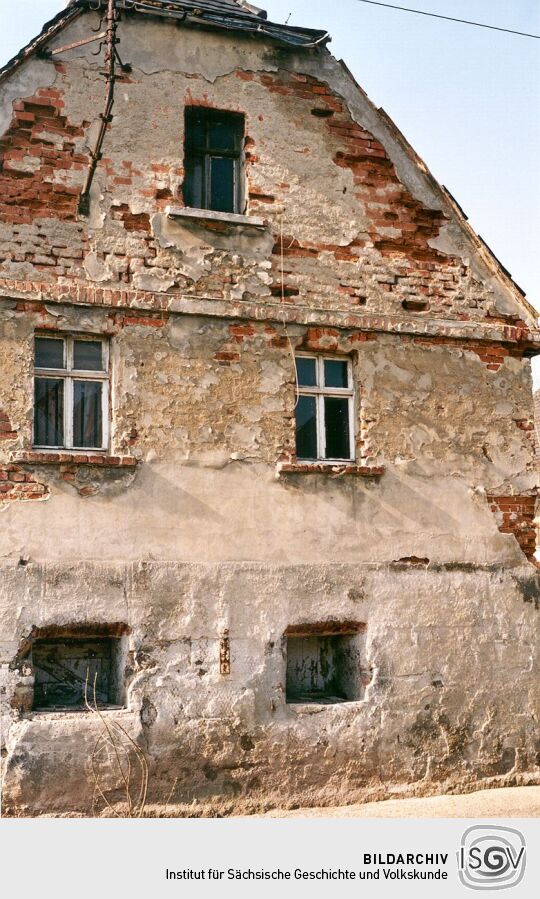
[
  {"left": 73, "top": 380, "right": 103, "bottom": 448},
  {"left": 324, "top": 397, "right": 350, "bottom": 459},
  {"left": 35, "top": 337, "right": 64, "bottom": 369},
  {"left": 209, "top": 156, "right": 235, "bottom": 212},
  {"left": 324, "top": 359, "right": 349, "bottom": 388},
  {"left": 296, "top": 357, "right": 317, "bottom": 387},
  {"left": 296, "top": 395, "right": 317, "bottom": 460},
  {"left": 73, "top": 340, "right": 103, "bottom": 371},
  {"left": 208, "top": 117, "right": 238, "bottom": 152},
  {"left": 184, "top": 157, "right": 203, "bottom": 208},
  {"left": 187, "top": 115, "right": 205, "bottom": 153},
  {"left": 34, "top": 378, "right": 64, "bottom": 446}
]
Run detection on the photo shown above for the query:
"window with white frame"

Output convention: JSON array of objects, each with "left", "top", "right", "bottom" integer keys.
[
  {"left": 33, "top": 334, "right": 109, "bottom": 450},
  {"left": 294, "top": 355, "right": 354, "bottom": 462}
]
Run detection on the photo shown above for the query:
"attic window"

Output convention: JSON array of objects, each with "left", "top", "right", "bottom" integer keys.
[
  {"left": 31, "top": 634, "right": 126, "bottom": 711},
  {"left": 184, "top": 107, "right": 245, "bottom": 214},
  {"left": 285, "top": 622, "right": 366, "bottom": 705}
]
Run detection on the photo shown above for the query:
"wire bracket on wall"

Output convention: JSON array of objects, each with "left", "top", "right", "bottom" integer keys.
[
  {"left": 36, "top": 1, "right": 132, "bottom": 216},
  {"left": 78, "top": 0, "right": 121, "bottom": 216}
]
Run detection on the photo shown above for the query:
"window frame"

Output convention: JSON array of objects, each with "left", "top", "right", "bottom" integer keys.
[
  {"left": 295, "top": 353, "right": 355, "bottom": 463},
  {"left": 33, "top": 333, "right": 110, "bottom": 452},
  {"left": 183, "top": 106, "right": 245, "bottom": 215}
]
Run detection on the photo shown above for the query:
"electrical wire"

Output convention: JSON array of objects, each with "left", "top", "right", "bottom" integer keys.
[{"left": 351, "top": 1, "right": 540, "bottom": 39}]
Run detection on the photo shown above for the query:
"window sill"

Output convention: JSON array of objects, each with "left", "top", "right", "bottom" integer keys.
[
  {"left": 277, "top": 462, "right": 385, "bottom": 478},
  {"left": 166, "top": 205, "right": 266, "bottom": 229},
  {"left": 288, "top": 699, "right": 364, "bottom": 715},
  {"left": 12, "top": 451, "right": 138, "bottom": 468},
  {"left": 25, "top": 706, "right": 129, "bottom": 720}
]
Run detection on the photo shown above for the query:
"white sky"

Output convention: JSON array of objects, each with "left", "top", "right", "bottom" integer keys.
[{"left": 1, "top": 1, "right": 539, "bottom": 378}]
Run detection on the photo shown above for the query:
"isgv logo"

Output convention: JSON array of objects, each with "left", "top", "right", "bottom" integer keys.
[{"left": 458, "top": 826, "right": 526, "bottom": 891}]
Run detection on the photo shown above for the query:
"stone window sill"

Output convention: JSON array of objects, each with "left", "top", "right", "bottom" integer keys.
[
  {"left": 288, "top": 699, "right": 364, "bottom": 715},
  {"left": 12, "top": 451, "right": 138, "bottom": 467},
  {"left": 25, "top": 706, "right": 129, "bottom": 721},
  {"left": 166, "top": 205, "right": 266, "bottom": 228},
  {"left": 277, "top": 462, "right": 385, "bottom": 478}
]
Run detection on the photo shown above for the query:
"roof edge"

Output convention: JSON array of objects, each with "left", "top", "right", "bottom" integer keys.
[
  {"left": 336, "top": 59, "right": 537, "bottom": 324},
  {"left": 0, "top": 0, "right": 330, "bottom": 85}
]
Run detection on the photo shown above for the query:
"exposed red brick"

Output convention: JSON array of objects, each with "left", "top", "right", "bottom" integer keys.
[
  {"left": 214, "top": 351, "right": 241, "bottom": 363},
  {"left": 0, "top": 464, "right": 49, "bottom": 502},
  {"left": 278, "top": 463, "right": 385, "bottom": 477},
  {"left": 0, "top": 411, "right": 17, "bottom": 440},
  {"left": 413, "top": 337, "right": 522, "bottom": 369},
  {"left": 111, "top": 203, "right": 151, "bottom": 233},
  {"left": 11, "top": 451, "right": 137, "bottom": 468},
  {"left": 229, "top": 323, "right": 256, "bottom": 342},
  {"left": 487, "top": 494, "right": 537, "bottom": 563},
  {"left": 0, "top": 88, "right": 87, "bottom": 223}
]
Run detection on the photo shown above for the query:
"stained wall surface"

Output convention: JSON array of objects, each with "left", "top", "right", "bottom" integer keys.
[{"left": 0, "top": 10, "right": 538, "bottom": 816}]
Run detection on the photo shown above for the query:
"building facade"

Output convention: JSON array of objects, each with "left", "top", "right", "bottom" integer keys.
[{"left": 0, "top": 0, "right": 539, "bottom": 816}]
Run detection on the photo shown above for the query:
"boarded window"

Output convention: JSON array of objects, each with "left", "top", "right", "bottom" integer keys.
[
  {"left": 184, "top": 107, "right": 245, "bottom": 214},
  {"left": 285, "top": 623, "right": 366, "bottom": 704},
  {"left": 31, "top": 636, "right": 124, "bottom": 710}
]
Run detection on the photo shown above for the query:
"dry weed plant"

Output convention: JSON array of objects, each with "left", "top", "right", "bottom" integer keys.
[{"left": 84, "top": 671, "right": 149, "bottom": 817}]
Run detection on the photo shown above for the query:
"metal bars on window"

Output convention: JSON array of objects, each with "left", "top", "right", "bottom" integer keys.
[
  {"left": 33, "top": 335, "right": 109, "bottom": 451},
  {"left": 294, "top": 355, "right": 355, "bottom": 462}
]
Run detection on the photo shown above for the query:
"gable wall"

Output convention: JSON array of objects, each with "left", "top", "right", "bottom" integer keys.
[
  {"left": 0, "top": 13, "right": 531, "bottom": 324},
  {"left": 0, "top": 12, "right": 539, "bottom": 816}
]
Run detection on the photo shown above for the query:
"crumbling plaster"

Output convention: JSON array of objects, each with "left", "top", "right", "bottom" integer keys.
[
  {"left": 0, "top": 13, "right": 534, "bottom": 324},
  {"left": 0, "top": 11, "right": 539, "bottom": 816},
  {"left": 1, "top": 560, "right": 538, "bottom": 816}
]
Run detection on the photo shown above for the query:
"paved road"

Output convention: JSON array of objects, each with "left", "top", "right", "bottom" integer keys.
[{"left": 262, "top": 786, "right": 540, "bottom": 818}]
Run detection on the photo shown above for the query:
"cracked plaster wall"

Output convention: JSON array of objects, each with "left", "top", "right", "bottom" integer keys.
[
  {"left": 0, "top": 12, "right": 539, "bottom": 815},
  {"left": 0, "top": 13, "right": 535, "bottom": 323}
]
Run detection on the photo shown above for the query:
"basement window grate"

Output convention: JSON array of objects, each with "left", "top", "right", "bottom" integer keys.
[{"left": 31, "top": 635, "right": 125, "bottom": 711}]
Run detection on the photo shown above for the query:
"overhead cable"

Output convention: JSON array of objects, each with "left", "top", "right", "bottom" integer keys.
[{"left": 351, "top": 0, "right": 540, "bottom": 39}]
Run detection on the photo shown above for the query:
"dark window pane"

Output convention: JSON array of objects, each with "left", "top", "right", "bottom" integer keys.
[
  {"left": 208, "top": 117, "right": 238, "bottom": 152},
  {"left": 185, "top": 108, "right": 244, "bottom": 213},
  {"left": 34, "top": 378, "right": 64, "bottom": 446},
  {"left": 73, "top": 380, "right": 102, "bottom": 448},
  {"left": 324, "top": 397, "right": 350, "bottom": 459},
  {"left": 73, "top": 340, "right": 103, "bottom": 371},
  {"left": 324, "top": 359, "right": 349, "bottom": 388},
  {"left": 296, "top": 395, "right": 317, "bottom": 460},
  {"left": 187, "top": 115, "right": 205, "bottom": 153},
  {"left": 209, "top": 156, "right": 235, "bottom": 212},
  {"left": 35, "top": 337, "right": 64, "bottom": 369},
  {"left": 296, "top": 357, "right": 317, "bottom": 387},
  {"left": 184, "top": 157, "right": 203, "bottom": 208}
]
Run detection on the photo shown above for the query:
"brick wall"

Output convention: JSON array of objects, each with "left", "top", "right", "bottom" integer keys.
[
  {"left": 0, "top": 19, "right": 527, "bottom": 326},
  {"left": 487, "top": 494, "right": 537, "bottom": 563}
]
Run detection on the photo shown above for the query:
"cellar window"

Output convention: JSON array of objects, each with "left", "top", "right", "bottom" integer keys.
[
  {"left": 285, "top": 622, "right": 366, "bottom": 705},
  {"left": 31, "top": 634, "right": 125, "bottom": 711}
]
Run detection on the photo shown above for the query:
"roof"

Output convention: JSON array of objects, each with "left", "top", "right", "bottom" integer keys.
[
  {"left": 122, "top": 1, "right": 268, "bottom": 20},
  {"left": 104, "top": 1, "right": 330, "bottom": 47},
  {"left": 0, "top": 1, "right": 329, "bottom": 84}
]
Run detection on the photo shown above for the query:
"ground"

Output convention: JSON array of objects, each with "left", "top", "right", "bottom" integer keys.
[{"left": 259, "top": 787, "right": 540, "bottom": 818}]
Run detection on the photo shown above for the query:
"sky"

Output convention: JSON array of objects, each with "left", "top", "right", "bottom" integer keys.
[{"left": 0, "top": 1, "right": 539, "bottom": 310}]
